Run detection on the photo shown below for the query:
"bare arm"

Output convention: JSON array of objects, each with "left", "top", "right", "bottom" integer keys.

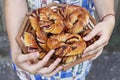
[
  {"left": 5, "top": 0, "right": 28, "bottom": 62},
  {"left": 93, "top": 0, "right": 115, "bottom": 20},
  {"left": 4, "top": 0, "right": 62, "bottom": 76}
]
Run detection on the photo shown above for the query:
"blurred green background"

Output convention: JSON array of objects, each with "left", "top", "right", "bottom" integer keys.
[{"left": 0, "top": 0, "right": 120, "bottom": 80}]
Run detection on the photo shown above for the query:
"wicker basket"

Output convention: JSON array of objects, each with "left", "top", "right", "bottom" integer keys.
[{"left": 16, "top": 3, "right": 97, "bottom": 71}]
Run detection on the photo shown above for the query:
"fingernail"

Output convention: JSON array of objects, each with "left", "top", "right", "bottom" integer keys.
[
  {"left": 82, "top": 54, "right": 85, "bottom": 57},
  {"left": 82, "top": 53, "right": 87, "bottom": 57},
  {"left": 82, "top": 54, "right": 87, "bottom": 57},
  {"left": 57, "top": 58, "right": 61, "bottom": 62},
  {"left": 83, "top": 50, "right": 87, "bottom": 54},
  {"left": 51, "top": 49, "right": 55, "bottom": 52},
  {"left": 47, "top": 50, "right": 55, "bottom": 57},
  {"left": 59, "top": 66, "right": 63, "bottom": 70},
  {"left": 33, "top": 52, "right": 39, "bottom": 58},
  {"left": 50, "top": 50, "right": 55, "bottom": 54},
  {"left": 83, "top": 37, "right": 87, "bottom": 41}
]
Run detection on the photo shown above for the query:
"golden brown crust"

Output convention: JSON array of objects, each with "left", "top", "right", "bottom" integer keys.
[
  {"left": 24, "top": 32, "right": 39, "bottom": 48},
  {"left": 23, "top": 4, "right": 93, "bottom": 64},
  {"left": 24, "top": 32, "right": 42, "bottom": 56},
  {"left": 64, "top": 6, "right": 89, "bottom": 33},
  {"left": 29, "top": 16, "right": 39, "bottom": 31},
  {"left": 47, "top": 33, "right": 86, "bottom": 57},
  {"left": 62, "top": 56, "right": 77, "bottom": 64},
  {"left": 24, "top": 32, "right": 47, "bottom": 60},
  {"left": 39, "top": 52, "right": 46, "bottom": 59}
]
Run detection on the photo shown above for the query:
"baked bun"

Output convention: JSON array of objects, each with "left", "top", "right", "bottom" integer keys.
[
  {"left": 23, "top": 4, "right": 94, "bottom": 64},
  {"left": 47, "top": 33, "right": 86, "bottom": 56},
  {"left": 24, "top": 32, "right": 40, "bottom": 52},
  {"left": 24, "top": 32, "right": 46, "bottom": 59},
  {"left": 64, "top": 5, "right": 89, "bottom": 33}
]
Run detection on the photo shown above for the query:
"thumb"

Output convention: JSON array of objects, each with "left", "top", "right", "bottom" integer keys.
[
  {"left": 17, "top": 52, "right": 39, "bottom": 62},
  {"left": 83, "top": 28, "right": 98, "bottom": 41}
]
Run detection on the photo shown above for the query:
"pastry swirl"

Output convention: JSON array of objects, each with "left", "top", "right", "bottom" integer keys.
[{"left": 23, "top": 4, "right": 93, "bottom": 64}]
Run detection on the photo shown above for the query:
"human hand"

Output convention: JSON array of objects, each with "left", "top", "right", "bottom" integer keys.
[
  {"left": 82, "top": 16, "right": 115, "bottom": 60},
  {"left": 14, "top": 50, "right": 62, "bottom": 77}
]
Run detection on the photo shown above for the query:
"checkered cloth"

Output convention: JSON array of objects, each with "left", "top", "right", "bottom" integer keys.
[
  {"left": 27, "top": 0, "right": 95, "bottom": 15},
  {"left": 13, "top": 60, "right": 92, "bottom": 80},
  {"left": 13, "top": 0, "right": 95, "bottom": 80}
]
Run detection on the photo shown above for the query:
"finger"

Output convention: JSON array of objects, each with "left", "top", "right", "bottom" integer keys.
[
  {"left": 29, "top": 50, "right": 55, "bottom": 71},
  {"left": 82, "top": 42, "right": 106, "bottom": 57},
  {"left": 48, "top": 58, "right": 61, "bottom": 72},
  {"left": 83, "top": 27, "right": 100, "bottom": 41},
  {"left": 17, "top": 52, "right": 39, "bottom": 63},
  {"left": 18, "top": 62, "right": 32, "bottom": 73},
  {"left": 37, "top": 58, "right": 61, "bottom": 74},
  {"left": 90, "top": 49, "right": 103, "bottom": 60},
  {"left": 40, "top": 50, "right": 55, "bottom": 66},
  {"left": 44, "top": 66, "right": 63, "bottom": 77},
  {"left": 83, "top": 35, "right": 107, "bottom": 54}
]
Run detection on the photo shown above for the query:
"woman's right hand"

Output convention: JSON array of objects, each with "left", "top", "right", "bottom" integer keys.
[{"left": 14, "top": 50, "right": 62, "bottom": 77}]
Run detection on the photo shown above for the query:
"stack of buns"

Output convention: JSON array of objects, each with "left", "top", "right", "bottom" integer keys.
[{"left": 23, "top": 4, "right": 96, "bottom": 64}]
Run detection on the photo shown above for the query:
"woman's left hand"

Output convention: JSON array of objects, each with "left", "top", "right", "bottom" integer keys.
[{"left": 82, "top": 16, "right": 115, "bottom": 60}]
